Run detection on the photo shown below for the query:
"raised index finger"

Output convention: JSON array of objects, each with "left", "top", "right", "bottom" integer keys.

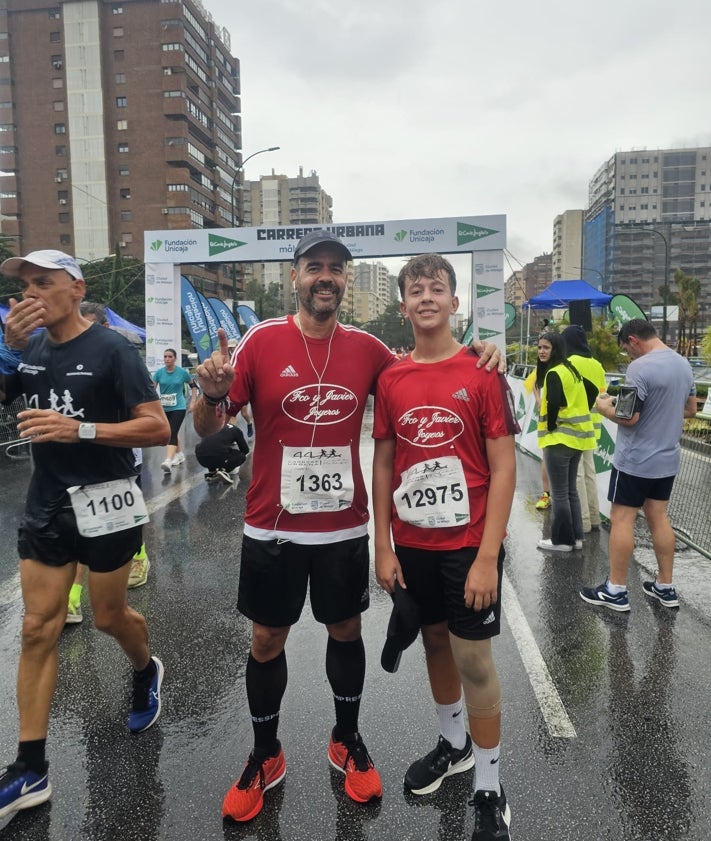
[{"left": 216, "top": 327, "right": 230, "bottom": 363}]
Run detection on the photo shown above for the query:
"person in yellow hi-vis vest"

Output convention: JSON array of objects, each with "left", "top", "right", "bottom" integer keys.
[{"left": 536, "top": 332, "right": 598, "bottom": 552}]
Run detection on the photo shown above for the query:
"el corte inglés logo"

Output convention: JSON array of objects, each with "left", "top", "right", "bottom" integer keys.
[
  {"left": 476, "top": 283, "right": 499, "bottom": 299},
  {"left": 209, "top": 234, "right": 247, "bottom": 256},
  {"left": 477, "top": 327, "right": 501, "bottom": 339},
  {"left": 457, "top": 222, "right": 498, "bottom": 246}
]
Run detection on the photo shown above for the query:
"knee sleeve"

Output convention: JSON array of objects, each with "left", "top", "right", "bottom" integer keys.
[{"left": 449, "top": 634, "right": 501, "bottom": 719}]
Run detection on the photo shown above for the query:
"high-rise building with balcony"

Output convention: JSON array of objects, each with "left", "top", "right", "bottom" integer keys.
[
  {"left": 583, "top": 147, "right": 711, "bottom": 335},
  {"left": 241, "top": 167, "right": 335, "bottom": 312},
  {"left": 552, "top": 210, "right": 583, "bottom": 281},
  {"left": 0, "top": 0, "right": 242, "bottom": 295}
]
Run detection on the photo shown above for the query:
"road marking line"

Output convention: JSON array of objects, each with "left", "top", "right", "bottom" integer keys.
[{"left": 502, "top": 572, "right": 577, "bottom": 738}]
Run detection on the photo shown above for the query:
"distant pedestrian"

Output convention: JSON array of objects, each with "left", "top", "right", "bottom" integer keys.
[
  {"left": 152, "top": 348, "right": 197, "bottom": 473},
  {"left": 195, "top": 422, "right": 249, "bottom": 485},
  {"left": 580, "top": 319, "right": 697, "bottom": 611}
]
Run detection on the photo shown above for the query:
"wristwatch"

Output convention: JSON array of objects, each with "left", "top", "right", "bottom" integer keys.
[{"left": 78, "top": 422, "right": 97, "bottom": 440}]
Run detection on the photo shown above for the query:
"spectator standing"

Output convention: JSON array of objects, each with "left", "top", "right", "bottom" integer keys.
[{"left": 580, "top": 319, "right": 696, "bottom": 611}]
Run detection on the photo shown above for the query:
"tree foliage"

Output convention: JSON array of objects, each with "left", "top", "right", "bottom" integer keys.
[
  {"left": 356, "top": 301, "right": 414, "bottom": 349},
  {"left": 244, "top": 280, "right": 283, "bottom": 321},
  {"left": 673, "top": 267, "right": 701, "bottom": 356}
]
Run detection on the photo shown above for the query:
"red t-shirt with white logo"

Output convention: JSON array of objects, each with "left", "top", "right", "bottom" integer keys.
[
  {"left": 373, "top": 347, "right": 518, "bottom": 550},
  {"left": 227, "top": 316, "right": 395, "bottom": 542}
]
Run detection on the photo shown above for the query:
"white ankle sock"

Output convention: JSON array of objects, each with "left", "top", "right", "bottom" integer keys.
[{"left": 436, "top": 697, "right": 467, "bottom": 750}]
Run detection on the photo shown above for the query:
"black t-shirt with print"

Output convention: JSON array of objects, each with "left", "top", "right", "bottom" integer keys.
[{"left": 8, "top": 324, "right": 159, "bottom": 524}]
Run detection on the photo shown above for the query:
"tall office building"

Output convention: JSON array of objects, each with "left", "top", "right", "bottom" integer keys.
[
  {"left": 0, "top": 0, "right": 242, "bottom": 295},
  {"left": 583, "top": 147, "right": 711, "bottom": 333},
  {"left": 349, "top": 261, "right": 397, "bottom": 324},
  {"left": 241, "top": 167, "right": 335, "bottom": 312},
  {"left": 552, "top": 210, "right": 583, "bottom": 281}
]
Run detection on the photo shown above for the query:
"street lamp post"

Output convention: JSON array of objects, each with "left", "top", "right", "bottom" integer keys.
[
  {"left": 574, "top": 266, "right": 604, "bottom": 289},
  {"left": 616, "top": 224, "right": 670, "bottom": 344},
  {"left": 229, "top": 146, "right": 280, "bottom": 315}
]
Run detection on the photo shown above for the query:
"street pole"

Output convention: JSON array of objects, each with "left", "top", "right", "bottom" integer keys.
[{"left": 229, "top": 146, "right": 280, "bottom": 315}]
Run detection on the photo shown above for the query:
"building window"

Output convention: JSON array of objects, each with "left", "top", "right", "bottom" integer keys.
[
  {"left": 49, "top": 31, "right": 61, "bottom": 43},
  {"left": 116, "top": 96, "right": 127, "bottom": 107},
  {"left": 161, "top": 43, "right": 183, "bottom": 51},
  {"left": 116, "top": 119, "right": 127, "bottom": 130},
  {"left": 52, "top": 78, "right": 63, "bottom": 89},
  {"left": 58, "top": 212, "right": 69, "bottom": 223},
  {"left": 114, "top": 50, "right": 124, "bottom": 61},
  {"left": 55, "top": 145, "right": 66, "bottom": 156},
  {"left": 118, "top": 143, "right": 129, "bottom": 153},
  {"left": 49, "top": 8, "right": 61, "bottom": 19},
  {"left": 120, "top": 210, "right": 132, "bottom": 221},
  {"left": 54, "top": 123, "right": 66, "bottom": 134},
  {"left": 0, "top": 56, "right": 9, "bottom": 63},
  {"left": 120, "top": 188, "right": 131, "bottom": 199},
  {"left": 118, "top": 165, "right": 129, "bottom": 176},
  {"left": 113, "top": 5, "right": 123, "bottom": 13},
  {"left": 53, "top": 101, "right": 64, "bottom": 111},
  {"left": 51, "top": 55, "right": 63, "bottom": 70},
  {"left": 113, "top": 27, "right": 124, "bottom": 37},
  {"left": 60, "top": 234, "right": 71, "bottom": 246},
  {"left": 57, "top": 190, "right": 68, "bottom": 201},
  {"left": 56, "top": 168, "right": 67, "bottom": 180},
  {"left": 115, "top": 73, "right": 126, "bottom": 84}
]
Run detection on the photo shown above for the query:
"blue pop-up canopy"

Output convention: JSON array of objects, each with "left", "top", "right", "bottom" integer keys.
[{"left": 523, "top": 279, "right": 612, "bottom": 310}]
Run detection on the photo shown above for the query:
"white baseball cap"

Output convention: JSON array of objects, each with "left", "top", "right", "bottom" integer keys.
[{"left": 1, "top": 249, "right": 83, "bottom": 280}]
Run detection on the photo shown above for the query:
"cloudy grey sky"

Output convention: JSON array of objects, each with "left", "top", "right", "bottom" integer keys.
[{"left": 207, "top": 0, "right": 711, "bottom": 279}]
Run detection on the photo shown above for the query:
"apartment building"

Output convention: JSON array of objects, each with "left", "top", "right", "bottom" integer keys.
[
  {"left": 0, "top": 0, "right": 241, "bottom": 295},
  {"left": 241, "top": 167, "right": 335, "bottom": 312},
  {"left": 583, "top": 147, "right": 711, "bottom": 330},
  {"left": 552, "top": 209, "right": 583, "bottom": 282}
]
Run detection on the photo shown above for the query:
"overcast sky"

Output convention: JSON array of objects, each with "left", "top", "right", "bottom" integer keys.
[{"left": 207, "top": 0, "right": 711, "bottom": 301}]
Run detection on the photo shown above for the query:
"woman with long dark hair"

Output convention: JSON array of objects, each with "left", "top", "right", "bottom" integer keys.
[{"left": 536, "top": 332, "right": 597, "bottom": 552}]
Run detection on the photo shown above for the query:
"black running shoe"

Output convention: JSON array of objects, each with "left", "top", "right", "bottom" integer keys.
[
  {"left": 405, "top": 733, "right": 475, "bottom": 795},
  {"left": 470, "top": 787, "right": 511, "bottom": 840}
]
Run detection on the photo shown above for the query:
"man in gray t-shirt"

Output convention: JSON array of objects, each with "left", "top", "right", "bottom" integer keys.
[{"left": 580, "top": 320, "right": 697, "bottom": 613}]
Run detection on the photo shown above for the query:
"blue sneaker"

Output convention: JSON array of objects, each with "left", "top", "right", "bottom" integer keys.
[
  {"left": 642, "top": 580, "right": 679, "bottom": 608},
  {"left": 0, "top": 761, "right": 51, "bottom": 819},
  {"left": 579, "top": 580, "right": 630, "bottom": 612},
  {"left": 129, "top": 656, "right": 164, "bottom": 733}
]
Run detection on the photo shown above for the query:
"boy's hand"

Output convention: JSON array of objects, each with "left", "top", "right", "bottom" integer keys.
[
  {"left": 464, "top": 558, "right": 499, "bottom": 612},
  {"left": 375, "top": 546, "right": 406, "bottom": 594}
]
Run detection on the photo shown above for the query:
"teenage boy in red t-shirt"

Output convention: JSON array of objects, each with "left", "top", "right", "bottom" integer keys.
[{"left": 373, "top": 254, "right": 518, "bottom": 841}]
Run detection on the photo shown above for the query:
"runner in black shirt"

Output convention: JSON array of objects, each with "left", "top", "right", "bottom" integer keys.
[{"left": 0, "top": 250, "right": 169, "bottom": 822}]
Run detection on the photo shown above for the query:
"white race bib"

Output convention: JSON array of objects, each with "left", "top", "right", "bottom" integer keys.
[
  {"left": 67, "top": 477, "right": 149, "bottom": 538},
  {"left": 394, "top": 455, "right": 470, "bottom": 528},
  {"left": 280, "top": 445, "right": 354, "bottom": 514},
  {"left": 160, "top": 393, "right": 177, "bottom": 407}
]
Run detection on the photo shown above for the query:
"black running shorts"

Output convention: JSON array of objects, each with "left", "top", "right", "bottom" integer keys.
[
  {"left": 394, "top": 544, "right": 505, "bottom": 640},
  {"left": 18, "top": 508, "right": 142, "bottom": 572},
  {"left": 237, "top": 534, "right": 370, "bottom": 627},
  {"left": 608, "top": 467, "right": 675, "bottom": 507}
]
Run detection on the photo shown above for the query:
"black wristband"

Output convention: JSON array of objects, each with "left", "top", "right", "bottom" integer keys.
[{"left": 202, "top": 391, "right": 229, "bottom": 407}]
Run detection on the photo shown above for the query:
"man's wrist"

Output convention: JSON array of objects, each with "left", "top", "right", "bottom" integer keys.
[
  {"left": 202, "top": 391, "right": 229, "bottom": 407},
  {"left": 0, "top": 339, "right": 23, "bottom": 373}
]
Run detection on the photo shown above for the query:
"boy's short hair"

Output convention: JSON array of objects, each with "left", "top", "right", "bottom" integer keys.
[{"left": 397, "top": 254, "right": 457, "bottom": 298}]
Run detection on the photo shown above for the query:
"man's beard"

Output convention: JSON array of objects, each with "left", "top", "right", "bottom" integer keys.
[{"left": 298, "top": 283, "right": 343, "bottom": 319}]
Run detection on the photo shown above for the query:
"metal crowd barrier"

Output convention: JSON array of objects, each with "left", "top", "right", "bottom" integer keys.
[
  {"left": 0, "top": 395, "right": 29, "bottom": 459},
  {"left": 668, "top": 434, "right": 711, "bottom": 558}
]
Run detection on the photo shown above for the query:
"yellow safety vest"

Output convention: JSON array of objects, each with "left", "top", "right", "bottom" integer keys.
[
  {"left": 568, "top": 354, "right": 607, "bottom": 441},
  {"left": 538, "top": 363, "right": 596, "bottom": 450}
]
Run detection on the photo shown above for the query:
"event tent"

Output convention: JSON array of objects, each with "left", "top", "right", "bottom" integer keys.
[
  {"left": 523, "top": 279, "right": 612, "bottom": 310},
  {"left": 1, "top": 303, "right": 145, "bottom": 343}
]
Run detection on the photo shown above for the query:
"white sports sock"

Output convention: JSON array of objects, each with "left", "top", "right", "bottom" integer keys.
[
  {"left": 473, "top": 742, "right": 501, "bottom": 795},
  {"left": 436, "top": 697, "right": 467, "bottom": 750}
]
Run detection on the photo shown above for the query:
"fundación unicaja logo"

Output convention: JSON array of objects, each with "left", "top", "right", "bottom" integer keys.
[
  {"left": 208, "top": 234, "right": 246, "bottom": 257},
  {"left": 150, "top": 240, "right": 163, "bottom": 251},
  {"left": 394, "top": 230, "right": 407, "bottom": 242},
  {"left": 457, "top": 222, "right": 498, "bottom": 246}
]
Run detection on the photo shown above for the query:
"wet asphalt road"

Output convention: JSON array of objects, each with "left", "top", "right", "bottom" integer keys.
[{"left": 1, "top": 409, "right": 711, "bottom": 841}]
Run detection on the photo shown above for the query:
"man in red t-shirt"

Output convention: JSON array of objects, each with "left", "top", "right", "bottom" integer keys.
[
  {"left": 194, "top": 232, "right": 502, "bottom": 822},
  {"left": 373, "top": 254, "right": 517, "bottom": 840}
]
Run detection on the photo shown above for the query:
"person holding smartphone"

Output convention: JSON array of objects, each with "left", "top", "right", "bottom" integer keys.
[{"left": 580, "top": 319, "right": 697, "bottom": 612}]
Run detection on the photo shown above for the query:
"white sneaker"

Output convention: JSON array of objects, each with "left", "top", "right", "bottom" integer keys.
[
  {"left": 171, "top": 452, "right": 185, "bottom": 466},
  {"left": 574, "top": 539, "right": 583, "bottom": 550},
  {"left": 215, "top": 468, "right": 233, "bottom": 485},
  {"left": 161, "top": 459, "right": 172, "bottom": 474},
  {"left": 537, "top": 539, "right": 573, "bottom": 553}
]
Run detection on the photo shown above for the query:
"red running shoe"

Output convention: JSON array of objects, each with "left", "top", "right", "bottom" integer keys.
[
  {"left": 328, "top": 732, "right": 382, "bottom": 803},
  {"left": 222, "top": 744, "right": 286, "bottom": 822}
]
